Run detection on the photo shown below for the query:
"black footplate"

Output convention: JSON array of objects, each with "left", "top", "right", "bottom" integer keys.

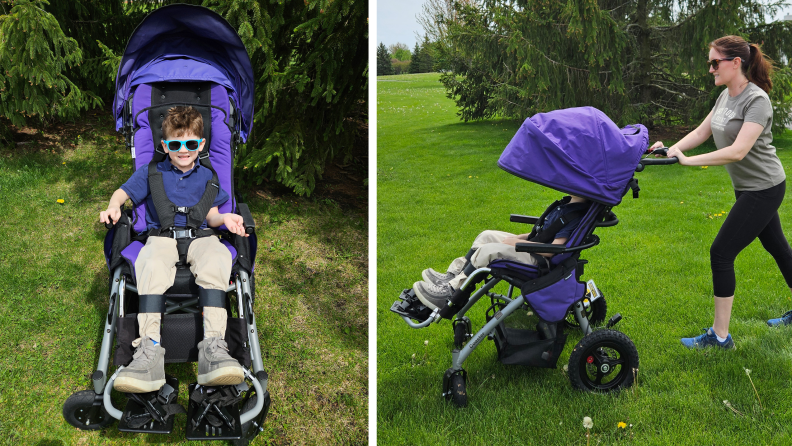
[
  {"left": 185, "top": 382, "right": 248, "bottom": 440},
  {"left": 390, "top": 288, "right": 433, "bottom": 321},
  {"left": 118, "top": 375, "right": 184, "bottom": 433}
]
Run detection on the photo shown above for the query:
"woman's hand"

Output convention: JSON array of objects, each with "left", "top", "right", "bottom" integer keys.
[
  {"left": 666, "top": 146, "right": 688, "bottom": 165},
  {"left": 650, "top": 141, "right": 665, "bottom": 153}
]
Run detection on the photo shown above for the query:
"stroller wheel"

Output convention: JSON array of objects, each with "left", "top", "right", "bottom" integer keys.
[
  {"left": 233, "top": 390, "right": 271, "bottom": 446},
  {"left": 564, "top": 293, "right": 607, "bottom": 329},
  {"left": 63, "top": 390, "right": 114, "bottom": 430},
  {"left": 568, "top": 329, "right": 638, "bottom": 392},
  {"left": 449, "top": 374, "right": 467, "bottom": 408}
]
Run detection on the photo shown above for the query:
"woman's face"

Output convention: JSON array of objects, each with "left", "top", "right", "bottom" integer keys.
[{"left": 708, "top": 47, "right": 741, "bottom": 87}]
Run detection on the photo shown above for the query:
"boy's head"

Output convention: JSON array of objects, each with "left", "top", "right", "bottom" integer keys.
[{"left": 161, "top": 106, "right": 205, "bottom": 172}]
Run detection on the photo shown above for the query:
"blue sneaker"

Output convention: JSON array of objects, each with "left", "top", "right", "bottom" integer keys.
[
  {"left": 767, "top": 310, "right": 792, "bottom": 327},
  {"left": 681, "top": 327, "right": 734, "bottom": 349}
]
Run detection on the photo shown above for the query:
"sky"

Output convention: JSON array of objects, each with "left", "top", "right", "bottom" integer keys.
[{"left": 376, "top": 0, "right": 792, "bottom": 51}]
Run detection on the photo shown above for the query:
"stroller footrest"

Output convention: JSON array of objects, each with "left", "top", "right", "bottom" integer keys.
[
  {"left": 118, "top": 376, "right": 181, "bottom": 434},
  {"left": 390, "top": 289, "right": 433, "bottom": 321},
  {"left": 185, "top": 383, "right": 243, "bottom": 440}
]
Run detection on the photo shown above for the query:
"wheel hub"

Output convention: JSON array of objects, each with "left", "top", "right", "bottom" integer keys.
[{"left": 600, "top": 363, "right": 610, "bottom": 373}]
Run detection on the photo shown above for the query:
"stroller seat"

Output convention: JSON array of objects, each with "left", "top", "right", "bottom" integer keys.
[{"left": 63, "top": 5, "right": 269, "bottom": 442}]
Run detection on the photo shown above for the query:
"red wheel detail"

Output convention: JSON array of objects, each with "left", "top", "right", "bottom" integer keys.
[{"left": 586, "top": 356, "right": 594, "bottom": 364}]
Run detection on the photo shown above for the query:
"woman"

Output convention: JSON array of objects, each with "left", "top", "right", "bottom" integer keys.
[{"left": 651, "top": 35, "right": 792, "bottom": 349}]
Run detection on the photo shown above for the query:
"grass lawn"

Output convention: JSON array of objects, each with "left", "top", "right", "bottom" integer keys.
[
  {"left": 0, "top": 108, "right": 368, "bottom": 445},
  {"left": 377, "top": 72, "right": 792, "bottom": 445}
]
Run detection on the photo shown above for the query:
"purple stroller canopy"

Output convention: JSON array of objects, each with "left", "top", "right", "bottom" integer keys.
[
  {"left": 498, "top": 107, "right": 648, "bottom": 206},
  {"left": 113, "top": 4, "right": 254, "bottom": 141}
]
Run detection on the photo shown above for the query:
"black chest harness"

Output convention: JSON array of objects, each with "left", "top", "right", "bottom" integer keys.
[
  {"left": 144, "top": 155, "right": 221, "bottom": 241},
  {"left": 527, "top": 197, "right": 590, "bottom": 244}
]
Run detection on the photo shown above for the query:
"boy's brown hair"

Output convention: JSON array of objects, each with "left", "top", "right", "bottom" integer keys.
[{"left": 162, "top": 106, "right": 203, "bottom": 140}]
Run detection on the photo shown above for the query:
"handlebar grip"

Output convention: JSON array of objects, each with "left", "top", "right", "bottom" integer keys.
[{"left": 105, "top": 221, "right": 114, "bottom": 229}]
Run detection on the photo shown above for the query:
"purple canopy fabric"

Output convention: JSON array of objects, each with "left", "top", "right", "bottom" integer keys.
[
  {"left": 113, "top": 4, "right": 254, "bottom": 141},
  {"left": 498, "top": 107, "right": 648, "bottom": 206}
]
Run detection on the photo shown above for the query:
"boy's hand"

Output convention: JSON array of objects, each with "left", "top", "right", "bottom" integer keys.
[
  {"left": 223, "top": 213, "right": 249, "bottom": 237},
  {"left": 100, "top": 206, "right": 122, "bottom": 225}
]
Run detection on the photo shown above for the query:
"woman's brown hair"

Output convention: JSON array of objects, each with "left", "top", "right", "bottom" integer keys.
[{"left": 710, "top": 35, "right": 774, "bottom": 93}]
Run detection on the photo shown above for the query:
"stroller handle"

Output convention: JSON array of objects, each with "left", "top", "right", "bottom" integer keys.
[{"left": 636, "top": 147, "right": 678, "bottom": 171}]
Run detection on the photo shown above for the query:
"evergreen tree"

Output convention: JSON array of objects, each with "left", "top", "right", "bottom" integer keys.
[
  {"left": 0, "top": 0, "right": 367, "bottom": 196},
  {"left": 418, "top": 36, "right": 434, "bottom": 73},
  {"left": 378, "top": 42, "right": 394, "bottom": 75},
  {"left": 433, "top": 0, "right": 792, "bottom": 132},
  {"left": 409, "top": 43, "right": 421, "bottom": 73}
]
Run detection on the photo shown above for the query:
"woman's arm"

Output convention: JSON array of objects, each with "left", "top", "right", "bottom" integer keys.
[{"left": 669, "top": 122, "right": 764, "bottom": 166}]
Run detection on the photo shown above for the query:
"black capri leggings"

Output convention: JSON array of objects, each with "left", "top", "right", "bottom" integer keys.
[{"left": 711, "top": 180, "right": 792, "bottom": 297}]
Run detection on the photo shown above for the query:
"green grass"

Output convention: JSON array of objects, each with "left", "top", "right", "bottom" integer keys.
[
  {"left": 0, "top": 110, "right": 367, "bottom": 445},
  {"left": 377, "top": 73, "right": 792, "bottom": 445}
]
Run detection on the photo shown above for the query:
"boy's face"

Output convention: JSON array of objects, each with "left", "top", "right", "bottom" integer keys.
[{"left": 162, "top": 131, "right": 205, "bottom": 173}]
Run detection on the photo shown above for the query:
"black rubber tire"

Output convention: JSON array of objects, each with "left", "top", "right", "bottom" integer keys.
[
  {"left": 564, "top": 294, "right": 607, "bottom": 329},
  {"left": 62, "top": 390, "right": 114, "bottom": 430},
  {"left": 568, "top": 329, "right": 639, "bottom": 392},
  {"left": 232, "top": 391, "right": 271, "bottom": 446},
  {"left": 450, "top": 374, "right": 467, "bottom": 408}
]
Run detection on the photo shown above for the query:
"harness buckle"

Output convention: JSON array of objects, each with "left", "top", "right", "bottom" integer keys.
[
  {"left": 175, "top": 206, "right": 190, "bottom": 214},
  {"left": 171, "top": 229, "right": 195, "bottom": 239}
]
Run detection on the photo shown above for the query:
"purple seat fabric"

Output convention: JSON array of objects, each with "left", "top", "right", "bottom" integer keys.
[
  {"left": 130, "top": 82, "right": 235, "bottom": 233},
  {"left": 498, "top": 107, "right": 648, "bottom": 206}
]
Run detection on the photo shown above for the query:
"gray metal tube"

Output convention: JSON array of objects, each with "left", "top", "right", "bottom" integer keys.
[
  {"left": 456, "top": 276, "right": 500, "bottom": 319},
  {"left": 94, "top": 268, "right": 121, "bottom": 394},
  {"left": 239, "top": 369, "right": 266, "bottom": 425},
  {"left": 400, "top": 310, "right": 438, "bottom": 329},
  {"left": 573, "top": 300, "right": 592, "bottom": 335},
  {"left": 453, "top": 295, "right": 526, "bottom": 369},
  {"left": 103, "top": 368, "right": 124, "bottom": 420},
  {"left": 238, "top": 270, "right": 265, "bottom": 374}
]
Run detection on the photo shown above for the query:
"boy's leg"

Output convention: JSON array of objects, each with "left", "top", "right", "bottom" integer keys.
[
  {"left": 426, "top": 230, "right": 518, "bottom": 284},
  {"left": 187, "top": 236, "right": 244, "bottom": 386},
  {"left": 114, "top": 237, "right": 177, "bottom": 393}
]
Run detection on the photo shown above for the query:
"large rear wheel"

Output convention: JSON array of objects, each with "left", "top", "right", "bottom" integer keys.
[{"left": 568, "top": 329, "right": 638, "bottom": 392}]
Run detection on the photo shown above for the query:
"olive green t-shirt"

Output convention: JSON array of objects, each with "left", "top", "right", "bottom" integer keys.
[{"left": 710, "top": 82, "right": 784, "bottom": 191}]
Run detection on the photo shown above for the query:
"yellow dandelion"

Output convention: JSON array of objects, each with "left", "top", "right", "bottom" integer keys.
[
  {"left": 680, "top": 201, "right": 684, "bottom": 204},
  {"left": 468, "top": 175, "right": 472, "bottom": 178},
  {"left": 62, "top": 162, "right": 65, "bottom": 165},
  {"left": 702, "top": 166, "right": 709, "bottom": 169},
  {"left": 618, "top": 422, "right": 627, "bottom": 429},
  {"left": 56, "top": 199, "right": 64, "bottom": 204}
]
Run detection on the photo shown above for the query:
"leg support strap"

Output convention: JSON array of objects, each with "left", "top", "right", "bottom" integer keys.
[
  {"left": 138, "top": 295, "right": 165, "bottom": 313},
  {"left": 198, "top": 288, "right": 226, "bottom": 308}
]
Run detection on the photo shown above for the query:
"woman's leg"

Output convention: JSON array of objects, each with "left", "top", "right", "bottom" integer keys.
[{"left": 710, "top": 183, "right": 786, "bottom": 336}]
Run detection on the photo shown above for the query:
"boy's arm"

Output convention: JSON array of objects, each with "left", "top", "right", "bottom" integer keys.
[
  {"left": 206, "top": 207, "right": 249, "bottom": 237},
  {"left": 99, "top": 189, "right": 130, "bottom": 225}
]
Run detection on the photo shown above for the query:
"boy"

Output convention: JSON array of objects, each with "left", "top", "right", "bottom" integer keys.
[
  {"left": 99, "top": 106, "right": 248, "bottom": 393},
  {"left": 413, "top": 195, "right": 590, "bottom": 310}
]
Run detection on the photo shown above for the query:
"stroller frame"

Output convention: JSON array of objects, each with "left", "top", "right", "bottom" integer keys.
[{"left": 62, "top": 5, "right": 270, "bottom": 442}]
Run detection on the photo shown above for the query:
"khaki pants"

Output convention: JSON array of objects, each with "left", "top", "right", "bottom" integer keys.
[
  {"left": 133, "top": 236, "right": 231, "bottom": 345},
  {"left": 447, "top": 230, "right": 539, "bottom": 290}
]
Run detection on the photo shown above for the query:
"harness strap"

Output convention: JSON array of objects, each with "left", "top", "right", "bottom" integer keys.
[
  {"left": 528, "top": 204, "right": 588, "bottom": 244},
  {"left": 147, "top": 159, "right": 220, "bottom": 231}
]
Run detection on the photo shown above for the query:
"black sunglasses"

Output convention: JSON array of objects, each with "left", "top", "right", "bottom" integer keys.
[{"left": 707, "top": 57, "right": 736, "bottom": 70}]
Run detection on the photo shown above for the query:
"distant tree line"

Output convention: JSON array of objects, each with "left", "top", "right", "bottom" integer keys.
[
  {"left": 377, "top": 38, "right": 435, "bottom": 75},
  {"left": 420, "top": 0, "right": 792, "bottom": 133}
]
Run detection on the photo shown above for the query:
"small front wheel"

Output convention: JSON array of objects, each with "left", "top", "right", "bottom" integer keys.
[
  {"left": 568, "top": 329, "right": 638, "bottom": 392},
  {"left": 63, "top": 390, "right": 114, "bottom": 430},
  {"left": 452, "top": 317, "right": 471, "bottom": 349},
  {"left": 449, "top": 374, "right": 467, "bottom": 407}
]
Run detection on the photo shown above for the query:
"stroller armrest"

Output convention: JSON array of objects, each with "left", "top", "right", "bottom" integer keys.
[
  {"left": 510, "top": 214, "right": 540, "bottom": 224},
  {"left": 515, "top": 235, "right": 600, "bottom": 254},
  {"left": 237, "top": 203, "right": 256, "bottom": 234}
]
